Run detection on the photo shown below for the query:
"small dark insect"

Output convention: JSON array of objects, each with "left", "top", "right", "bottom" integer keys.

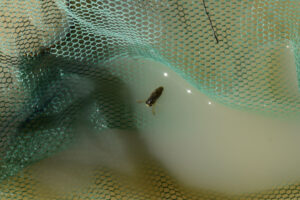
[{"left": 137, "top": 86, "right": 164, "bottom": 115}]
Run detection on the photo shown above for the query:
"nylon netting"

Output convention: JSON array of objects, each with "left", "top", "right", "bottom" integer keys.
[{"left": 0, "top": 0, "right": 299, "bottom": 199}]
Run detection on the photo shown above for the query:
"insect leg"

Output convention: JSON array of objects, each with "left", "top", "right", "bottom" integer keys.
[{"left": 151, "top": 104, "right": 156, "bottom": 115}]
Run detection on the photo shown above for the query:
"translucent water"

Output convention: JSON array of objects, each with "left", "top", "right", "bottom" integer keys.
[
  {"left": 26, "top": 48, "right": 300, "bottom": 195},
  {"left": 122, "top": 57, "right": 300, "bottom": 194}
]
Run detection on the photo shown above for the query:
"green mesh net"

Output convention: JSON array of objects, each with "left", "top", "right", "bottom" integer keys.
[{"left": 0, "top": 0, "right": 300, "bottom": 199}]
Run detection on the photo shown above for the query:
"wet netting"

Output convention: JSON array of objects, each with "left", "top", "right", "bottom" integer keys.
[{"left": 0, "top": 0, "right": 300, "bottom": 199}]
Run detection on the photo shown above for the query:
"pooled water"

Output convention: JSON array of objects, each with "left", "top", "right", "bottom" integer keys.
[
  {"left": 30, "top": 45, "right": 300, "bottom": 195},
  {"left": 122, "top": 55, "right": 300, "bottom": 194}
]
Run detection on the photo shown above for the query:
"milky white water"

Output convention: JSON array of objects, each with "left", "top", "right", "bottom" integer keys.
[
  {"left": 30, "top": 45, "right": 300, "bottom": 195},
  {"left": 121, "top": 45, "right": 300, "bottom": 194}
]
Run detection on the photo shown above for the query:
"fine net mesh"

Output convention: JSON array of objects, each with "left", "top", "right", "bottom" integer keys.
[{"left": 0, "top": 0, "right": 300, "bottom": 199}]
